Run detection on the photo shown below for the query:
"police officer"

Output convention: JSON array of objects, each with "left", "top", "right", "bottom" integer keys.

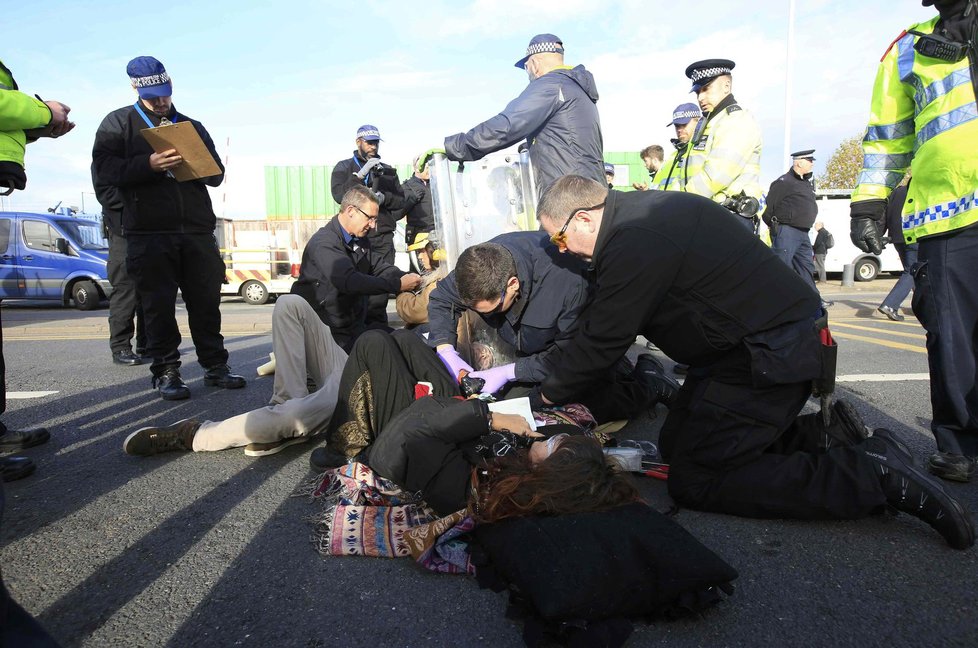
[
  {"left": 331, "top": 125, "right": 408, "bottom": 328},
  {"left": 763, "top": 150, "right": 820, "bottom": 291},
  {"left": 653, "top": 103, "right": 701, "bottom": 191},
  {"left": 850, "top": 0, "right": 978, "bottom": 483},
  {"left": 92, "top": 56, "right": 245, "bottom": 401},
  {"left": 535, "top": 175, "right": 974, "bottom": 550},
  {"left": 681, "top": 59, "right": 763, "bottom": 230},
  {"left": 604, "top": 162, "right": 615, "bottom": 189}
]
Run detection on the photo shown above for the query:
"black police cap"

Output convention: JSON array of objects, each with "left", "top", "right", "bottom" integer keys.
[
  {"left": 685, "top": 58, "right": 736, "bottom": 91},
  {"left": 791, "top": 149, "right": 816, "bottom": 159}
]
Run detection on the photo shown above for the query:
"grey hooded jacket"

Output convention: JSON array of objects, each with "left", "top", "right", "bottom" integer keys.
[{"left": 444, "top": 65, "right": 604, "bottom": 194}]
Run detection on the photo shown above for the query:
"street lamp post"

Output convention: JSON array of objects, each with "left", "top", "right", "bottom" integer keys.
[{"left": 783, "top": 0, "right": 797, "bottom": 163}]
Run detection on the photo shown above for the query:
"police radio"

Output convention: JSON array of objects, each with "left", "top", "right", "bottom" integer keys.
[{"left": 909, "top": 29, "right": 970, "bottom": 62}]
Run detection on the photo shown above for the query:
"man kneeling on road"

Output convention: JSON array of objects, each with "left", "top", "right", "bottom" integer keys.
[
  {"left": 426, "top": 231, "right": 676, "bottom": 423},
  {"left": 123, "top": 294, "right": 348, "bottom": 458},
  {"left": 535, "top": 175, "right": 974, "bottom": 550}
]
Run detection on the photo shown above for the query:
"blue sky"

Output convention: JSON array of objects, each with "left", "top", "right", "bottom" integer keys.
[{"left": 5, "top": 0, "right": 935, "bottom": 218}]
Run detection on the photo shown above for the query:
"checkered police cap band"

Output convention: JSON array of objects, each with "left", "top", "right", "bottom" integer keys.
[
  {"left": 357, "top": 128, "right": 381, "bottom": 139},
  {"left": 131, "top": 72, "right": 171, "bottom": 88},
  {"left": 689, "top": 66, "right": 732, "bottom": 84},
  {"left": 525, "top": 41, "right": 564, "bottom": 57},
  {"left": 673, "top": 109, "right": 700, "bottom": 120}
]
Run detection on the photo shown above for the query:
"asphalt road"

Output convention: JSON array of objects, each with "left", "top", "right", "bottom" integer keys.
[{"left": 1, "top": 280, "right": 976, "bottom": 648}]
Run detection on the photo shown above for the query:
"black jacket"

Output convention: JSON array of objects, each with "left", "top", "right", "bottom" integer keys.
[
  {"left": 543, "top": 190, "right": 821, "bottom": 404},
  {"left": 427, "top": 231, "right": 589, "bottom": 382},
  {"left": 401, "top": 174, "right": 434, "bottom": 235},
  {"left": 330, "top": 152, "right": 407, "bottom": 239},
  {"left": 291, "top": 217, "right": 404, "bottom": 345},
  {"left": 812, "top": 229, "right": 832, "bottom": 255},
  {"left": 91, "top": 104, "right": 224, "bottom": 234},
  {"left": 444, "top": 65, "right": 604, "bottom": 194},
  {"left": 366, "top": 396, "right": 489, "bottom": 516},
  {"left": 763, "top": 168, "right": 817, "bottom": 230},
  {"left": 884, "top": 183, "right": 910, "bottom": 244}
]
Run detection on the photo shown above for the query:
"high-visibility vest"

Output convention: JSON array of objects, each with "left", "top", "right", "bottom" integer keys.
[
  {"left": 653, "top": 148, "right": 684, "bottom": 191},
  {"left": 0, "top": 60, "right": 52, "bottom": 167},
  {"left": 852, "top": 16, "right": 978, "bottom": 244},
  {"left": 681, "top": 100, "right": 763, "bottom": 203}
]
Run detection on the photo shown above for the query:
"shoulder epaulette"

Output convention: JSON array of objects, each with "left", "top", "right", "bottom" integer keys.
[{"left": 725, "top": 104, "right": 742, "bottom": 115}]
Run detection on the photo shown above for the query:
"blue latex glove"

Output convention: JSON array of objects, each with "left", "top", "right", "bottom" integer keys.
[
  {"left": 470, "top": 363, "right": 517, "bottom": 394},
  {"left": 437, "top": 346, "right": 474, "bottom": 382}
]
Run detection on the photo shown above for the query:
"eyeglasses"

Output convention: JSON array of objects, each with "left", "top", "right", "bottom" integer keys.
[
  {"left": 352, "top": 205, "right": 378, "bottom": 221},
  {"left": 549, "top": 202, "right": 605, "bottom": 250}
]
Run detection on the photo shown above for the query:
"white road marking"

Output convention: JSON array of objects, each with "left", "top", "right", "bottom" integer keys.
[
  {"left": 836, "top": 373, "right": 930, "bottom": 382},
  {"left": 6, "top": 391, "right": 59, "bottom": 399}
]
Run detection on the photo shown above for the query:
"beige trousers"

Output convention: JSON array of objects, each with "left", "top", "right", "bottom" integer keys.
[{"left": 192, "top": 295, "right": 348, "bottom": 452}]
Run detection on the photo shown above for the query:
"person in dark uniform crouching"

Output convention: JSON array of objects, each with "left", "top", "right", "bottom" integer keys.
[
  {"left": 92, "top": 56, "right": 245, "bottom": 401},
  {"left": 536, "top": 175, "right": 974, "bottom": 550}
]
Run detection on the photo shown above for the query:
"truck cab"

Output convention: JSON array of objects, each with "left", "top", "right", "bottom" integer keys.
[{"left": 0, "top": 211, "right": 112, "bottom": 309}]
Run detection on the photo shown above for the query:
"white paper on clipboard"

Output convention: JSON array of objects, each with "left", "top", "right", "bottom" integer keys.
[{"left": 487, "top": 397, "right": 537, "bottom": 431}]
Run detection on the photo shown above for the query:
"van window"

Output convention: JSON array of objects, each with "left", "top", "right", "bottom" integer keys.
[
  {"left": 55, "top": 219, "right": 108, "bottom": 250},
  {"left": 0, "top": 219, "right": 10, "bottom": 254},
  {"left": 22, "top": 220, "right": 59, "bottom": 252}
]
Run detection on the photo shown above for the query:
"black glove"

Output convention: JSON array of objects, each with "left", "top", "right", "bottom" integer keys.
[
  {"left": 849, "top": 200, "right": 886, "bottom": 254},
  {"left": 528, "top": 386, "right": 546, "bottom": 411}
]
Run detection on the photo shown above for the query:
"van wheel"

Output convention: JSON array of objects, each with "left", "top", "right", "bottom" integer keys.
[
  {"left": 72, "top": 280, "right": 100, "bottom": 310},
  {"left": 241, "top": 280, "right": 270, "bottom": 305},
  {"left": 854, "top": 258, "right": 879, "bottom": 282}
]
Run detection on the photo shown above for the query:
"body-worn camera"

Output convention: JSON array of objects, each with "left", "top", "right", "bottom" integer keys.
[{"left": 721, "top": 192, "right": 760, "bottom": 218}]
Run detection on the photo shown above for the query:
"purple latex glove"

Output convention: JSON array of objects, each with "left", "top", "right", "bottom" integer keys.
[
  {"left": 469, "top": 363, "right": 517, "bottom": 394},
  {"left": 437, "top": 346, "right": 474, "bottom": 382}
]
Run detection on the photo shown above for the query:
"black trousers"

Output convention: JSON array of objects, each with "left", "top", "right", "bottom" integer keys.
[
  {"left": 329, "top": 328, "right": 459, "bottom": 441},
  {"left": 659, "top": 369, "right": 886, "bottom": 520},
  {"left": 126, "top": 233, "right": 228, "bottom": 377},
  {"left": 366, "top": 233, "right": 395, "bottom": 328},
  {"left": 913, "top": 225, "right": 978, "bottom": 457},
  {"left": 106, "top": 232, "right": 146, "bottom": 354}
]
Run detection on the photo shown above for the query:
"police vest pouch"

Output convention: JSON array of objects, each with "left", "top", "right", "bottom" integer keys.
[
  {"left": 0, "top": 162, "right": 26, "bottom": 196},
  {"left": 742, "top": 319, "right": 822, "bottom": 388}
]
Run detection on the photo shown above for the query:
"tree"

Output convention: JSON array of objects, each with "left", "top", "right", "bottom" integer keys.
[{"left": 817, "top": 134, "right": 863, "bottom": 190}]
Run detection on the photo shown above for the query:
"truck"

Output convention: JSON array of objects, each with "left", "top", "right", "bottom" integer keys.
[{"left": 0, "top": 211, "right": 111, "bottom": 309}]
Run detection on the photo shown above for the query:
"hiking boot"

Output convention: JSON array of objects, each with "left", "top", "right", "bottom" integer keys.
[
  {"left": 244, "top": 436, "right": 307, "bottom": 457},
  {"left": 821, "top": 399, "right": 870, "bottom": 450},
  {"left": 863, "top": 429, "right": 975, "bottom": 550},
  {"left": 633, "top": 354, "right": 681, "bottom": 408},
  {"left": 309, "top": 446, "right": 349, "bottom": 472},
  {"left": 0, "top": 427, "right": 50, "bottom": 452},
  {"left": 123, "top": 419, "right": 200, "bottom": 456},
  {"left": 153, "top": 368, "right": 190, "bottom": 401},
  {"left": 927, "top": 452, "right": 977, "bottom": 483},
  {"left": 877, "top": 305, "right": 905, "bottom": 322},
  {"left": 203, "top": 364, "right": 246, "bottom": 389},
  {"left": 1, "top": 456, "right": 35, "bottom": 482}
]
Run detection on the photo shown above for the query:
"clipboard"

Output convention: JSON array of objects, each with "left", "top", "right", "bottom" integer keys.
[{"left": 141, "top": 122, "right": 222, "bottom": 182}]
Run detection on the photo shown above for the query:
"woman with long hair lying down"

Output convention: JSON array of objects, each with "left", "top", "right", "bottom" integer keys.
[{"left": 316, "top": 328, "right": 641, "bottom": 517}]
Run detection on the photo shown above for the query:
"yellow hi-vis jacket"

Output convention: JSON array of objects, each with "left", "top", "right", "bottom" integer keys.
[
  {"left": 681, "top": 98, "right": 763, "bottom": 203},
  {"left": 852, "top": 16, "right": 978, "bottom": 244},
  {"left": 0, "top": 60, "right": 52, "bottom": 168},
  {"left": 653, "top": 147, "right": 683, "bottom": 191}
]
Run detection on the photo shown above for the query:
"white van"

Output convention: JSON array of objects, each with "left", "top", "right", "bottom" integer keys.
[{"left": 809, "top": 192, "right": 903, "bottom": 281}]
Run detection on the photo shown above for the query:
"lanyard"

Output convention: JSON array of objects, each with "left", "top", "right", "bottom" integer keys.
[
  {"left": 133, "top": 101, "right": 178, "bottom": 128},
  {"left": 351, "top": 156, "right": 370, "bottom": 185}
]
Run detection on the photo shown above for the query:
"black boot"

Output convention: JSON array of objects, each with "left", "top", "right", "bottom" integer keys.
[
  {"left": 927, "top": 452, "right": 976, "bottom": 483},
  {"left": 203, "top": 364, "right": 246, "bottom": 389},
  {"left": 863, "top": 429, "right": 975, "bottom": 550},
  {"left": 632, "top": 354, "right": 680, "bottom": 408},
  {"left": 153, "top": 368, "right": 191, "bottom": 401}
]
